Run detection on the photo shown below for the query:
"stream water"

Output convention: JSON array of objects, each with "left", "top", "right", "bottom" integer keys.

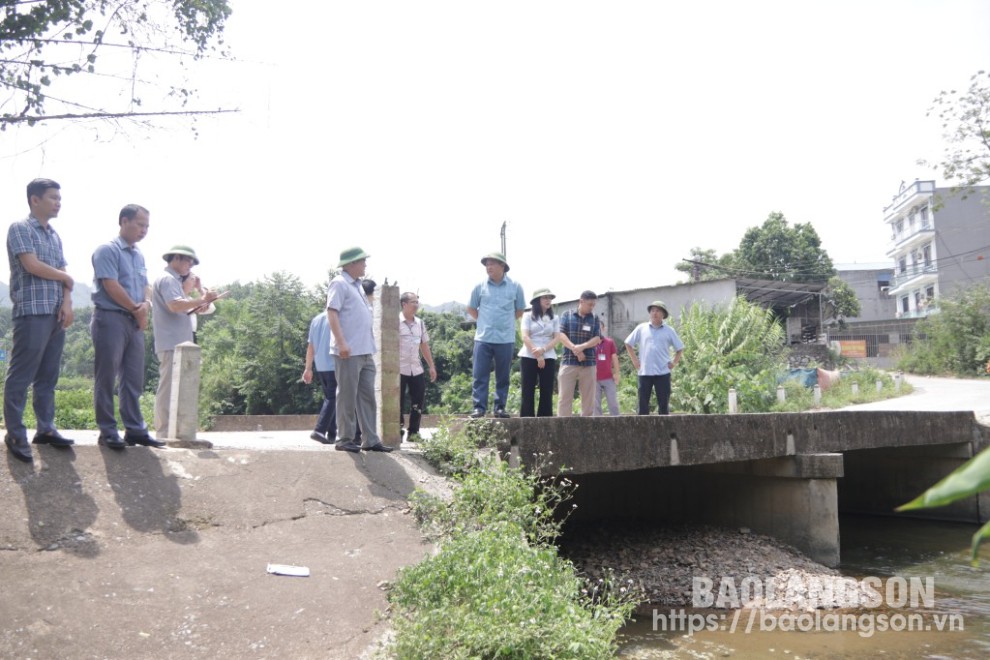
[{"left": 616, "top": 515, "right": 990, "bottom": 658}]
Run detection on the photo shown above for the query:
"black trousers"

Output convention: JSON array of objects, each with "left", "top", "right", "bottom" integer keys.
[
  {"left": 638, "top": 374, "right": 672, "bottom": 415},
  {"left": 519, "top": 356, "right": 556, "bottom": 417},
  {"left": 400, "top": 372, "right": 427, "bottom": 434}
]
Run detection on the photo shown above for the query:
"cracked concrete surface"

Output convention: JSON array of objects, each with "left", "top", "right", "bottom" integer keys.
[{"left": 0, "top": 445, "right": 439, "bottom": 658}]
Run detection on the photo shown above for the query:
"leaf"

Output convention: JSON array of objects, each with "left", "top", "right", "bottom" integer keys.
[
  {"left": 896, "top": 444, "right": 990, "bottom": 510},
  {"left": 969, "top": 519, "right": 990, "bottom": 567}
]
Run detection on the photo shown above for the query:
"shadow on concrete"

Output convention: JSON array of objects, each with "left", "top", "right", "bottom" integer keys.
[
  {"left": 348, "top": 453, "right": 418, "bottom": 502},
  {"left": 6, "top": 446, "right": 100, "bottom": 558},
  {"left": 99, "top": 446, "right": 199, "bottom": 545}
]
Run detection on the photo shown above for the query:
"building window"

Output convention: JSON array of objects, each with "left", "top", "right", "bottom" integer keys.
[
  {"left": 920, "top": 206, "right": 929, "bottom": 227},
  {"left": 926, "top": 285, "right": 935, "bottom": 303},
  {"left": 898, "top": 257, "right": 907, "bottom": 274},
  {"left": 923, "top": 244, "right": 932, "bottom": 268},
  {"left": 901, "top": 297, "right": 909, "bottom": 313},
  {"left": 914, "top": 291, "right": 922, "bottom": 308},
  {"left": 896, "top": 219, "right": 904, "bottom": 235}
]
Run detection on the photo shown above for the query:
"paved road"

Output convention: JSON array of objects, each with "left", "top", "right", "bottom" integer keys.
[{"left": 841, "top": 373, "right": 990, "bottom": 417}]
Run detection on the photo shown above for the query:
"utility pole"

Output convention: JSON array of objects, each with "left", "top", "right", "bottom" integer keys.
[{"left": 500, "top": 221, "right": 507, "bottom": 257}]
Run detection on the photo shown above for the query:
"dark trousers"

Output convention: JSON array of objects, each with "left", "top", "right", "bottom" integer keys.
[
  {"left": 400, "top": 372, "right": 426, "bottom": 434},
  {"left": 519, "top": 356, "right": 556, "bottom": 417},
  {"left": 3, "top": 313, "right": 65, "bottom": 440},
  {"left": 314, "top": 370, "right": 337, "bottom": 439},
  {"left": 92, "top": 309, "right": 148, "bottom": 435},
  {"left": 638, "top": 374, "right": 672, "bottom": 415}
]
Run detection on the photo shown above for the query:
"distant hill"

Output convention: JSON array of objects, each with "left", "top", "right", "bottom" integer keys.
[
  {"left": 423, "top": 301, "right": 467, "bottom": 315},
  {"left": 0, "top": 280, "right": 93, "bottom": 309}
]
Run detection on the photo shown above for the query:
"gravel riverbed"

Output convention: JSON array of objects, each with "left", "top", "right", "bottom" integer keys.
[{"left": 560, "top": 523, "right": 879, "bottom": 611}]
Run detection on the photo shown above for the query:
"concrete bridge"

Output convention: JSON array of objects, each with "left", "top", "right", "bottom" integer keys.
[{"left": 491, "top": 411, "right": 990, "bottom": 567}]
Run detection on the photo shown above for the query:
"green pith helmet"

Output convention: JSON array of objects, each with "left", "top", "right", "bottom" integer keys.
[
  {"left": 648, "top": 300, "right": 669, "bottom": 318},
  {"left": 162, "top": 245, "right": 199, "bottom": 266},
  {"left": 338, "top": 246, "right": 370, "bottom": 268},
  {"left": 481, "top": 251, "right": 510, "bottom": 272},
  {"left": 530, "top": 287, "right": 555, "bottom": 305}
]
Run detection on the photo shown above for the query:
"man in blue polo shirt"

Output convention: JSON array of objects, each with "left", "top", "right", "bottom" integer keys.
[
  {"left": 91, "top": 204, "right": 165, "bottom": 449},
  {"left": 625, "top": 300, "right": 685, "bottom": 415},
  {"left": 302, "top": 310, "right": 336, "bottom": 444},
  {"left": 467, "top": 251, "right": 525, "bottom": 418},
  {"left": 4, "top": 178, "right": 76, "bottom": 463}
]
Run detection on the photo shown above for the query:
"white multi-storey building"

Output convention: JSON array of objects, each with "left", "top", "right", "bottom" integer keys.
[{"left": 884, "top": 180, "right": 990, "bottom": 318}]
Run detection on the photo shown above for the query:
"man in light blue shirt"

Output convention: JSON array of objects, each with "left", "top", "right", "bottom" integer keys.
[
  {"left": 625, "top": 300, "right": 685, "bottom": 415},
  {"left": 326, "top": 246, "right": 392, "bottom": 453},
  {"left": 91, "top": 204, "right": 165, "bottom": 449},
  {"left": 467, "top": 251, "right": 525, "bottom": 418},
  {"left": 302, "top": 311, "right": 336, "bottom": 444}
]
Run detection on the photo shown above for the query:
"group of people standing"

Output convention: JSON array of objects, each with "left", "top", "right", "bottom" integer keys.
[
  {"left": 468, "top": 251, "right": 685, "bottom": 420},
  {"left": 4, "top": 178, "right": 220, "bottom": 464}
]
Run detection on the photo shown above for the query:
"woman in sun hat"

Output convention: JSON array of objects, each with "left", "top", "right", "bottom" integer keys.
[{"left": 517, "top": 287, "right": 561, "bottom": 417}]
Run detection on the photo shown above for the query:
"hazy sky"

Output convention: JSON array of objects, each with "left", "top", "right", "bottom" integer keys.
[{"left": 2, "top": 0, "right": 989, "bottom": 307}]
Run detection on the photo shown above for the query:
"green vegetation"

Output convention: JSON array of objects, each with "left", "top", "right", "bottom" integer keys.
[
  {"left": 673, "top": 297, "right": 786, "bottom": 414},
  {"left": 769, "top": 368, "right": 909, "bottom": 412},
  {"left": 390, "top": 422, "right": 635, "bottom": 658},
  {"left": 896, "top": 283, "right": 990, "bottom": 376}
]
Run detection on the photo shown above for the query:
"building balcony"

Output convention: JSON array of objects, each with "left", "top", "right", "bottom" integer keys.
[
  {"left": 883, "top": 180, "right": 936, "bottom": 223},
  {"left": 896, "top": 306, "right": 940, "bottom": 320},
  {"left": 889, "top": 263, "right": 937, "bottom": 295},
  {"left": 886, "top": 225, "right": 934, "bottom": 258}
]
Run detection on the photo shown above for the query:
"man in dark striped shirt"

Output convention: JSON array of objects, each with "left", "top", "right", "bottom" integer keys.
[{"left": 4, "top": 178, "right": 76, "bottom": 463}]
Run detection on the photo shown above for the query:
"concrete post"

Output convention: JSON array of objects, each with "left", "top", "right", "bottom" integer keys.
[
  {"left": 377, "top": 283, "right": 401, "bottom": 448},
  {"left": 894, "top": 372, "right": 902, "bottom": 391},
  {"left": 728, "top": 388, "right": 738, "bottom": 413},
  {"left": 876, "top": 380, "right": 883, "bottom": 393},
  {"left": 776, "top": 386, "right": 785, "bottom": 403},
  {"left": 813, "top": 384, "right": 821, "bottom": 405},
  {"left": 166, "top": 342, "right": 211, "bottom": 448},
  {"left": 851, "top": 382, "right": 859, "bottom": 395}
]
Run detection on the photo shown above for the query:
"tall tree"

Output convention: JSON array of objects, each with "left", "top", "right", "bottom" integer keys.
[
  {"left": 928, "top": 69, "right": 990, "bottom": 194},
  {"left": 675, "top": 247, "right": 738, "bottom": 283},
  {"left": 0, "top": 0, "right": 232, "bottom": 128},
  {"left": 735, "top": 212, "right": 835, "bottom": 283}
]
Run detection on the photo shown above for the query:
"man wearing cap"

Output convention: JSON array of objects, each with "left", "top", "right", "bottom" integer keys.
[
  {"left": 4, "top": 178, "right": 76, "bottom": 463},
  {"left": 326, "top": 247, "right": 392, "bottom": 452},
  {"left": 466, "top": 251, "right": 525, "bottom": 418},
  {"left": 557, "top": 290, "right": 602, "bottom": 417},
  {"left": 152, "top": 245, "right": 219, "bottom": 439},
  {"left": 625, "top": 301, "right": 685, "bottom": 415},
  {"left": 91, "top": 204, "right": 164, "bottom": 449}
]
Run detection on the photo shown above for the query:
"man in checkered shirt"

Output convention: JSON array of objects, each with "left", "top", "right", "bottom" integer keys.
[{"left": 4, "top": 179, "right": 76, "bottom": 463}]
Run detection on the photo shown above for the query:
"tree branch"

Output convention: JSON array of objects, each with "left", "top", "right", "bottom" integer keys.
[{"left": 0, "top": 108, "right": 238, "bottom": 125}]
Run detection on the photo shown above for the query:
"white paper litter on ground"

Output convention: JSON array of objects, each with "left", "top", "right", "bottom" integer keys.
[{"left": 266, "top": 563, "right": 310, "bottom": 577}]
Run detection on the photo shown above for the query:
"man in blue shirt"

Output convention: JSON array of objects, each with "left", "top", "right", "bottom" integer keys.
[
  {"left": 4, "top": 178, "right": 76, "bottom": 463},
  {"left": 91, "top": 204, "right": 165, "bottom": 449},
  {"left": 467, "top": 252, "right": 525, "bottom": 418},
  {"left": 302, "top": 311, "right": 336, "bottom": 444},
  {"left": 625, "top": 300, "right": 685, "bottom": 415}
]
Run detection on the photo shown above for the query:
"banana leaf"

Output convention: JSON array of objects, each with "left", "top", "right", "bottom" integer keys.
[{"left": 896, "top": 444, "right": 990, "bottom": 566}]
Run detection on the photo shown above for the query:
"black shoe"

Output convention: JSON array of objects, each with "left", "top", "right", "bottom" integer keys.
[
  {"left": 124, "top": 432, "right": 167, "bottom": 448},
  {"left": 32, "top": 430, "right": 75, "bottom": 447},
  {"left": 334, "top": 441, "right": 361, "bottom": 453},
  {"left": 494, "top": 409, "right": 510, "bottom": 419},
  {"left": 98, "top": 433, "right": 126, "bottom": 450},
  {"left": 5, "top": 433, "right": 33, "bottom": 463},
  {"left": 362, "top": 443, "right": 394, "bottom": 453},
  {"left": 469, "top": 409, "right": 485, "bottom": 419},
  {"left": 310, "top": 431, "right": 330, "bottom": 444}
]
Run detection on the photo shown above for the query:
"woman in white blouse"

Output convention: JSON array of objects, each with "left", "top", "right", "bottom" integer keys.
[{"left": 518, "top": 288, "right": 562, "bottom": 417}]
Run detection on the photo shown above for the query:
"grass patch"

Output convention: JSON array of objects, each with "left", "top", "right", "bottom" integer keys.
[{"left": 389, "top": 421, "right": 636, "bottom": 658}]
